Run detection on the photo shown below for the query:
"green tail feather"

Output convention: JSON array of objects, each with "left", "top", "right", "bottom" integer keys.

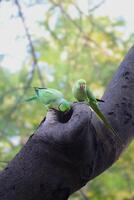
[
  {"left": 25, "top": 96, "right": 37, "bottom": 102},
  {"left": 90, "top": 102, "right": 122, "bottom": 145}
]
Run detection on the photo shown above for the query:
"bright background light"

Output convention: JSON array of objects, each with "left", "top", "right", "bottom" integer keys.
[{"left": 0, "top": 0, "right": 134, "bottom": 72}]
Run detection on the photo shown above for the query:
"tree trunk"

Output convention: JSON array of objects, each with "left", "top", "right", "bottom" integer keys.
[{"left": 0, "top": 45, "right": 134, "bottom": 200}]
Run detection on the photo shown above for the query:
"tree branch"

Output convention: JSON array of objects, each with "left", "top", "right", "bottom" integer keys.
[
  {"left": 49, "top": 0, "right": 110, "bottom": 56},
  {"left": 49, "top": 0, "right": 82, "bottom": 32},
  {"left": 15, "top": 0, "right": 45, "bottom": 88},
  {"left": 79, "top": 189, "right": 90, "bottom": 200},
  {"left": 3, "top": 1, "right": 46, "bottom": 119},
  {"left": 88, "top": 0, "right": 105, "bottom": 13}
]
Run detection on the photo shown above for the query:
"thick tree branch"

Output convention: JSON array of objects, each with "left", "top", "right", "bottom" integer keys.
[{"left": 0, "top": 45, "right": 134, "bottom": 199}]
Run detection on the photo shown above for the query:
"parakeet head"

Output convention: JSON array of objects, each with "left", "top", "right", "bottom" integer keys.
[
  {"left": 76, "top": 79, "right": 86, "bottom": 90},
  {"left": 59, "top": 100, "right": 71, "bottom": 112}
]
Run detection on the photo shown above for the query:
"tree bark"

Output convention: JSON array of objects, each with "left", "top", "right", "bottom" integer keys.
[{"left": 1, "top": 45, "right": 134, "bottom": 200}]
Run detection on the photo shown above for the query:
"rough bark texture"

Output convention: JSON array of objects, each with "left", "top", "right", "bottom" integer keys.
[{"left": 1, "top": 45, "right": 134, "bottom": 200}]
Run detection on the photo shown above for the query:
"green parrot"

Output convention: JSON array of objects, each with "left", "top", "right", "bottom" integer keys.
[
  {"left": 72, "top": 79, "right": 123, "bottom": 144},
  {"left": 26, "top": 87, "right": 71, "bottom": 112}
]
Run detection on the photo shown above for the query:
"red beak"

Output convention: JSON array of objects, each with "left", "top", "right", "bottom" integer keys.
[{"left": 80, "top": 84, "right": 85, "bottom": 90}]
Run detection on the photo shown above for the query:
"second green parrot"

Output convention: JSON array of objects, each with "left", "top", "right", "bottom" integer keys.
[
  {"left": 72, "top": 79, "right": 123, "bottom": 145},
  {"left": 26, "top": 87, "right": 71, "bottom": 112}
]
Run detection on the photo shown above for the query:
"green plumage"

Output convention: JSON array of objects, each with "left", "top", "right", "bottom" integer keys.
[
  {"left": 72, "top": 79, "right": 122, "bottom": 144},
  {"left": 26, "top": 87, "right": 71, "bottom": 112}
]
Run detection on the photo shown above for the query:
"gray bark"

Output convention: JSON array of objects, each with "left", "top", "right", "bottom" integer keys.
[{"left": 0, "top": 45, "right": 134, "bottom": 200}]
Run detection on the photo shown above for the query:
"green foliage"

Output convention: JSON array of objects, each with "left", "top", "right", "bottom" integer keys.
[{"left": 0, "top": 0, "right": 134, "bottom": 199}]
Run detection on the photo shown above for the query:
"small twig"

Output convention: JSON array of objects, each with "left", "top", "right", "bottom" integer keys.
[
  {"left": 72, "top": 2, "right": 83, "bottom": 27},
  {"left": 3, "top": 0, "right": 46, "bottom": 119},
  {"left": 45, "top": 21, "right": 62, "bottom": 44},
  {"left": 88, "top": 0, "right": 105, "bottom": 13},
  {"left": 49, "top": 0, "right": 82, "bottom": 32},
  {"left": 49, "top": 0, "right": 107, "bottom": 54},
  {"left": 80, "top": 189, "right": 90, "bottom": 200},
  {"left": 15, "top": 0, "right": 45, "bottom": 88}
]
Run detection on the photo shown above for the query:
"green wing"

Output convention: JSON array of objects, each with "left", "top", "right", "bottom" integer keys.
[
  {"left": 35, "top": 88, "right": 63, "bottom": 105},
  {"left": 86, "top": 87, "right": 97, "bottom": 103}
]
